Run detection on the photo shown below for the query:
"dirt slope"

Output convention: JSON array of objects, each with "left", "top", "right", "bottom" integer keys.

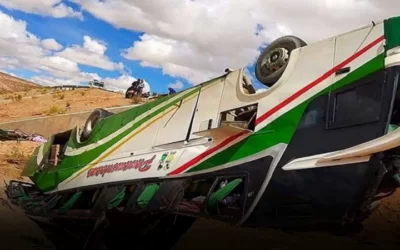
[
  {"left": 0, "top": 88, "right": 135, "bottom": 123},
  {"left": 0, "top": 72, "right": 39, "bottom": 94}
]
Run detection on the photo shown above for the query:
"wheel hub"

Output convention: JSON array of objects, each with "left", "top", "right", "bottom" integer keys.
[{"left": 260, "top": 47, "right": 289, "bottom": 75}]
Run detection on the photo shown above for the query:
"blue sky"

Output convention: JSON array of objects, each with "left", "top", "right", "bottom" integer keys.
[
  {"left": 0, "top": 1, "right": 270, "bottom": 94},
  {"left": 0, "top": 5, "right": 181, "bottom": 93},
  {"left": 1, "top": 0, "right": 391, "bottom": 94}
]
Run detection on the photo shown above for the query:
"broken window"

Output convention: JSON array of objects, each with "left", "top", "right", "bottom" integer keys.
[
  {"left": 146, "top": 179, "right": 186, "bottom": 211},
  {"left": 219, "top": 104, "right": 258, "bottom": 131},
  {"left": 128, "top": 183, "right": 161, "bottom": 213},
  {"left": 206, "top": 176, "right": 245, "bottom": 220},
  {"left": 42, "top": 129, "right": 73, "bottom": 169},
  {"left": 173, "top": 175, "right": 246, "bottom": 222},
  {"left": 108, "top": 185, "right": 136, "bottom": 211},
  {"left": 174, "top": 178, "right": 216, "bottom": 214},
  {"left": 69, "top": 188, "right": 100, "bottom": 211}
]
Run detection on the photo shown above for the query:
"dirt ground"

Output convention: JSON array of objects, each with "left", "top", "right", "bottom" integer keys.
[
  {"left": 0, "top": 88, "right": 137, "bottom": 123},
  {"left": 0, "top": 141, "right": 400, "bottom": 250}
]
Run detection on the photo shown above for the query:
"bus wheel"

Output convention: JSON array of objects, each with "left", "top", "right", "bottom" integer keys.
[{"left": 255, "top": 35, "right": 307, "bottom": 87}]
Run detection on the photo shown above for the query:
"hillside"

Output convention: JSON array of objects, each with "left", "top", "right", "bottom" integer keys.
[
  {"left": 0, "top": 72, "right": 40, "bottom": 94},
  {"left": 0, "top": 87, "right": 136, "bottom": 123}
]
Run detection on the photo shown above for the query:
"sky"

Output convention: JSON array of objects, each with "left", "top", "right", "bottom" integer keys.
[{"left": 0, "top": 1, "right": 399, "bottom": 94}]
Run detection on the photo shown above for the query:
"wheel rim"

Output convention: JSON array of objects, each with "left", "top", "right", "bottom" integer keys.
[{"left": 259, "top": 47, "right": 289, "bottom": 77}]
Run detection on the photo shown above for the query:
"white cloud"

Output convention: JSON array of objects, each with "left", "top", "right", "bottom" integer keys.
[
  {"left": 121, "top": 34, "right": 230, "bottom": 84},
  {"left": 168, "top": 80, "right": 184, "bottom": 90},
  {"left": 0, "top": 10, "right": 148, "bottom": 95},
  {"left": 2, "top": 0, "right": 399, "bottom": 93},
  {"left": 0, "top": 10, "right": 133, "bottom": 90},
  {"left": 0, "top": 11, "right": 79, "bottom": 79},
  {"left": 0, "top": 0, "right": 82, "bottom": 19},
  {"left": 41, "top": 38, "right": 63, "bottom": 51},
  {"left": 56, "top": 35, "right": 124, "bottom": 71},
  {"left": 256, "top": 88, "right": 267, "bottom": 93},
  {"left": 32, "top": 75, "right": 77, "bottom": 86},
  {"left": 31, "top": 71, "right": 100, "bottom": 86},
  {"left": 83, "top": 35, "right": 106, "bottom": 54},
  {"left": 0, "top": 11, "right": 49, "bottom": 72},
  {"left": 38, "top": 56, "right": 80, "bottom": 77},
  {"left": 73, "top": 0, "right": 400, "bottom": 85}
]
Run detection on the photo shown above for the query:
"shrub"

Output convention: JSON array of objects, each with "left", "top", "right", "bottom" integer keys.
[
  {"left": 6, "top": 144, "right": 27, "bottom": 164},
  {"left": 45, "top": 105, "right": 66, "bottom": 116},
  {"left": 131, "top": 95, "right": 143, "bottom": 104}
]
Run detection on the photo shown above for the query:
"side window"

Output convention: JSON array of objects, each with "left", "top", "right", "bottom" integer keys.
[
  {"left": 108, "top": 184, "right": 138, "bottom": 211},
  {"left": 219, "top": 104, "right": 258, "bottom": 131},
  {"left": 51, "top": 189, "right": 99, "bottom": 214},
  {"left": 206, "top": 176, "right": 246, "bottom": 221},
  {"left": 302, "top": 110, "right": 321, "bottom": 127},
  {"left": 174, "top": 178, "right": 216, "bottom": 214},
  {"left": 172, "top": 175, "right": 247, "bottom": 223},
  {"left": 297, "top": 96, "right": 326, "bottom": 130},
  {"left": 327, "top": 77, "right": 384, "bottom": 129},
  {"left": 71, "top": 189, "right": 100, "bottom": 210}
]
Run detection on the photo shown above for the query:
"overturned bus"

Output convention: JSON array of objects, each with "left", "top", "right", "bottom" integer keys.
[{"left": 6, "top": 16, "right": 400, "bottom": 250}]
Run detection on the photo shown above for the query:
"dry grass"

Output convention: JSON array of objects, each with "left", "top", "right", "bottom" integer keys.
[
  {"left": 6, "top": 144, "right": 28, "bottom": 165},
  {"left": 13, "top": 94, "right": 22, "bottom": 101},
  {"left": 53, "top": 92, "right": 65, "bottom": 100},
  {"left": 131, "top": 95, "right": 144, "bottom": 104},
  {"left": 40, "top": 88, "right": 48, "bottom": 94},
  {"left": 3, "top": 94, "right": 23, "bottom": 101},
  {"left": 0, "top": 88, "right": 134, "bottom": 123},
  {"left": 45, "top": 105, "right": 66, "bottom": 116}
]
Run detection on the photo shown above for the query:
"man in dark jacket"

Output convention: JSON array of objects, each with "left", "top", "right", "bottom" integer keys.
[
  {"left": 168, "top": 87, "right": 176, "bottom": 94},
  {"left": 125, "top": 79, "right": 144, "bottom": 98}
]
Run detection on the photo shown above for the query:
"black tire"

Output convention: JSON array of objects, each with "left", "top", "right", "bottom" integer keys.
[
  {"left": 81, "top": 108, "right": 114, "bottom": 142},
  {"left": 255, "top": 35, "right": 307, "bottom": 87}
]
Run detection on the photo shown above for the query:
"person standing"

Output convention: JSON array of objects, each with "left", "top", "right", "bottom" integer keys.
[
  {"left": 168, "top": 87, "right": 176, "bottom": 94},
  {"left": 137, "top": 79, "right": 145, "bottom": 96}
]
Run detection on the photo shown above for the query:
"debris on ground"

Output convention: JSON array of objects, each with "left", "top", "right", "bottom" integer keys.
[{"left": 0, "top": 129, "right": 47, "bottom": 143}]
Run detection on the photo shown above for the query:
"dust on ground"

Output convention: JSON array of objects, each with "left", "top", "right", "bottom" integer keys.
[
  {"left": 0, "top": 88, "right": 136, "bottom": 123},
  {"left": 0, "top": 141, "right": 400, "bottom": 250}
]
